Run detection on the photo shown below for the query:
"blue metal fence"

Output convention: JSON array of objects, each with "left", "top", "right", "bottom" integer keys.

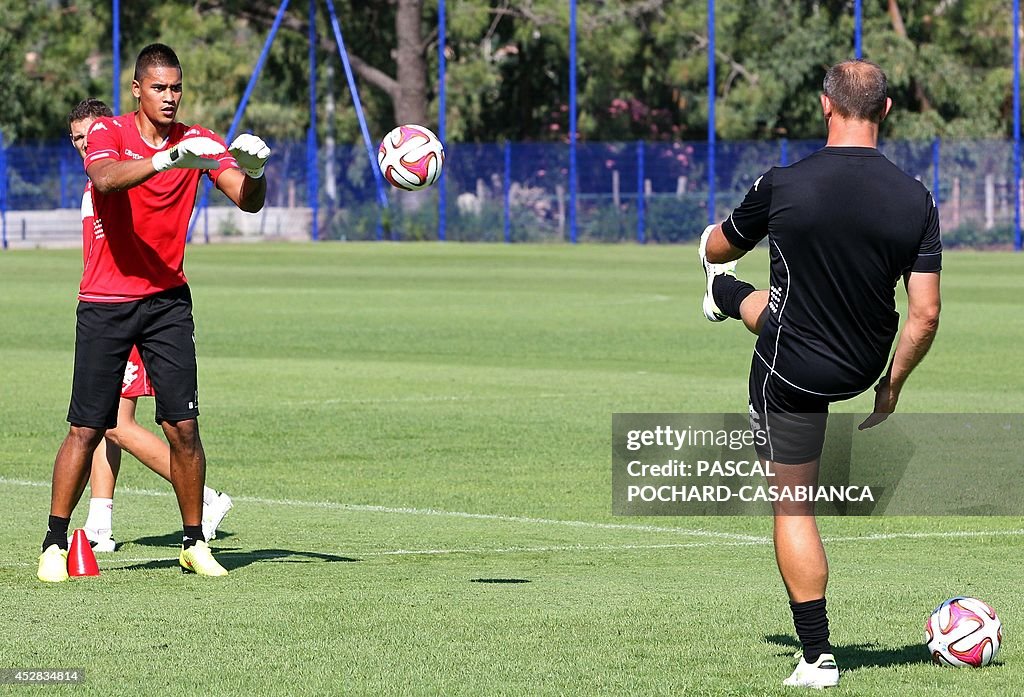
[{"left": 0, "top": 137, "right": 1019, "bottom": 248}]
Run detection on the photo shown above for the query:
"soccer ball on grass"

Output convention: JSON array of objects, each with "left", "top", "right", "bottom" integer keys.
[{"left": 925, "top": 596, "right": 1002, "bottom": 667}]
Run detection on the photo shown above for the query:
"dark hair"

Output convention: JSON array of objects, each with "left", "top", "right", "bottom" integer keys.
[
  {"left": 823, "top": 59, "right": 888, "bottom": 123},
  {"left": 67, "top": 97, "right": 113, "bottom": 131},
  {"left": 134, "top": 43, "right": 181, "bottom": 82}
]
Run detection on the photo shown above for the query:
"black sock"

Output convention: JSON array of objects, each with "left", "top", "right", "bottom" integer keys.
[
  {"left": 712, "top": 275, "right": 755, "bottom": 320},
  {"left": 182, "top": 525, "right": 205, "bottom": 549},
  {"left": 42, "top": 515, "right": 71, "bottom": 552},
  {"left": 791, "top": 598, "right": 832, "bottom": 663}
]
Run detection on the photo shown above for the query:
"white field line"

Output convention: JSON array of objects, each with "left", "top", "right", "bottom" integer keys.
[
  {"left": 823, "top": 529, "right": 1024, "bottom": 543},
  {"left": 104, "top": 528, "right": 1024, "bottom": 561},
  {"left": 4, "top": 528, "right": 1024, "bottom": 570},
  {"left": 102, "top": 528, "right": 1024, "bottom": 559},
  {"left": 281, "top": 393, "right": 572, "bottom": 407},
  {"left": 5, "top": 476, "right": 1022, "bottom": 551},
  {"left": 377, "top": 529, "right": 1024, "bottom": 550},
  {"left": 0, "top": 541, "right": 767, "bottom": 569},
  {"left": 0, "top": 476, "right": 763, "bottom": 542}
]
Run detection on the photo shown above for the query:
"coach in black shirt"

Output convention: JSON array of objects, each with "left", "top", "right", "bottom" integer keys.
[{"left": 698, "top": 59, "right": 941, "bottom": 688}]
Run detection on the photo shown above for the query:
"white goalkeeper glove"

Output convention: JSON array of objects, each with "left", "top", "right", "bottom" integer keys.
[
  {"left": 229, "top": 133, "right": 272, "bottom": 179},
  {"left": 152, "top": 137, "right": 226, "bottom": 172}
]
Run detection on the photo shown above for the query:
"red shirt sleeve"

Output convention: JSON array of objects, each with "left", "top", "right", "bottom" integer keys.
[{"left": 83, "top": 117, "right": 121, "bottom": 171}]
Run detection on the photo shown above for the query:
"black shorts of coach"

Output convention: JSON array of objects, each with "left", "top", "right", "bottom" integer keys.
[
  {"left": 68, "top": 284, "right": 199, "bottom": 429},
  {"left": 747, "top": 354, "right": 859, "bottom": 465}
]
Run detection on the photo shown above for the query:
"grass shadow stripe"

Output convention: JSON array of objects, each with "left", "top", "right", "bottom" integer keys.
[{"left": 0, "top": 540, "right": 770, "bottom": 571}]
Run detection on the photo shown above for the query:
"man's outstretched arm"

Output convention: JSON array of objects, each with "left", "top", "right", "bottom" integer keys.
[
  {"left": 704, "top": 223, "right": 748, "bottom": 263},
  {"left": 88, "top": 137, "right": 225, "bottom": 193},
  {"left": 859, "top": 271, "right": 941, "bottom": 430}
]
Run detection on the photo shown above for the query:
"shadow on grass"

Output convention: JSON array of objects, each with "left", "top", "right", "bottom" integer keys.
[
  {"left": 764, "top": 634, "right": 931, "bottom": 670},
  {"left": 130, "top": 531, "right": 236, "bottom": 548},
  {"left": 113, "top": 548, "right": 361, "bottom": 572}
]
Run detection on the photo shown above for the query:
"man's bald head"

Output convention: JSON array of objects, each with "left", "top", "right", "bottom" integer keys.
[{"left": 823, "top": 60, "right": 889, "bottom": 124}]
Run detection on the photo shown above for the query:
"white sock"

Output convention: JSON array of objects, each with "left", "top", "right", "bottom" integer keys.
[
  {"left": 203, "top": 486, "right": 218, "bottom": 506},
  {"left": 85, "top": 498, "right": 113, "bottom": 534}
]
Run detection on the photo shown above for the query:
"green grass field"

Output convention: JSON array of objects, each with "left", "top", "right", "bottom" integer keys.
[{"left": 1, "top": 243, "right": 1022, "bottom": 696}]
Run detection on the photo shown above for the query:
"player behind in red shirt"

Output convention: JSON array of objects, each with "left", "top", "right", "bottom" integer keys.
[
  {"left": 39, "top": 44, "right": 270, "bottom": 582},
  {"left": 67, "top": 99, "right": 234, "bottom": 553}
]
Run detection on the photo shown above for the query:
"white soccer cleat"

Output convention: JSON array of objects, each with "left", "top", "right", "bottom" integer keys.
[
  {"left": 68, "top": 528, "right": 117, "bottom": 553},
  {"left": 783, "top": 652, "right": 840, "bottom": 689},
  {"left": 202, "top": 491, "right": 234, "bottom": 541},
  {"left": 698, "top": 223, "right": 737, "bottom": 322}
]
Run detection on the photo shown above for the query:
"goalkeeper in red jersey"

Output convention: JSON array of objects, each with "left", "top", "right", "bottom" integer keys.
[
  {"left": 67, "top": 98, "right": 235, "bottom": 554},
  {"left": 39, "top": 44, "right": 269, "bottom": 582}
]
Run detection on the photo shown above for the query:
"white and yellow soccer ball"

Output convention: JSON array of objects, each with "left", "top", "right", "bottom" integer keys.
[
  {"left": 925, "top": 596, "right": 1002, "bottom": 667},
  {"left": 377, "top": 124, "right": 445, "bottom": 191}
]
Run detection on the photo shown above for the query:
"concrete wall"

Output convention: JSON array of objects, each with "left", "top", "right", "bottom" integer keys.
[{"left": 1, "top": 207, "right": 312, "bottom": 249}]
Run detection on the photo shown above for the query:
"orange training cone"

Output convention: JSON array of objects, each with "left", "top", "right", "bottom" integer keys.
[{"left": 67, "top": 528, "right": 100, "bottom": 577}]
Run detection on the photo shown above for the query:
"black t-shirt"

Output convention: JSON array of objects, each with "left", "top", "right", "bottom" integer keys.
[{"left": 722, "top": 146, "right": 942, "bottom": 397}]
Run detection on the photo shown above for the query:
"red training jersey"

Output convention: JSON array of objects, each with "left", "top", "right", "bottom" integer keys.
[
  {"left": 80, "top": 179, "right": 100, "bottom": 269},
  {"left": 81, "top": 184, "right": 153, "bottom": 397},
  {"left": 81, "top": 113, "right": 238, "bottom": 302}
]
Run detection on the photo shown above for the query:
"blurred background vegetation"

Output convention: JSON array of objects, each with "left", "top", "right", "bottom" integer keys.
[{"left": 0, "top": 0, "right": 1017, "bottom": 144}]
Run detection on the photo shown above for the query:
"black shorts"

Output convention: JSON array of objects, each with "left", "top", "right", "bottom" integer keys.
[
  {"left": 748, "top": 353, "right": 836, "bottom": 465},
  {"left": 68, "top": 284, "right": 199, "bottom": 428}
]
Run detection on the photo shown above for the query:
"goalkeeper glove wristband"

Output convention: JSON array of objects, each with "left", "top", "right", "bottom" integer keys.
[{"left": 152, "top": 137, "right": 225, "bottom": 172}]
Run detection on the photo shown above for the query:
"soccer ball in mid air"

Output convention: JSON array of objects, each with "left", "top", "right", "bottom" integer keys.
[
  {"left": 377, "top": 124, "right": 445, "bottom": 191},
  {"left": 925, "top": 596, "right": 1002, "bottom": 667}
]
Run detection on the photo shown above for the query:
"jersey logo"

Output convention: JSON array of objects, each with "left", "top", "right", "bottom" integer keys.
[
  {"left": 88, "top": 122, "right": 108, "bottom": 134},
  {"left": 184, "top": 128, "right": 202, "bottom": 137},
  {"left": 753, "top": 175, "right": 763, "bottom": 191},
  {"left": 124, "top": 148, "right": 145, "bottom": 161}
]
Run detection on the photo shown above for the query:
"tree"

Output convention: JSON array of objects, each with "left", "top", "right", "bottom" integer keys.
[
  {"left": 1, "top": 0, "right": 1020, "bottom": 144},
  {"left": 0, "top": 1, "right": 108, "bottom": 142}
]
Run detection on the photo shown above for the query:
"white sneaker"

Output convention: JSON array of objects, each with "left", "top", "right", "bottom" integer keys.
[
  {"left": 68, "top": 528, "right": 117, "bottom": 553},
  {"left": 202, "top": 491, "right": 234, "bottom": 541},
  {"left": 698, "top": 224, "right": 737, "bottom": 322},
  {"left": 783, "top": 652, "right": 840, "bottom": 689}
]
